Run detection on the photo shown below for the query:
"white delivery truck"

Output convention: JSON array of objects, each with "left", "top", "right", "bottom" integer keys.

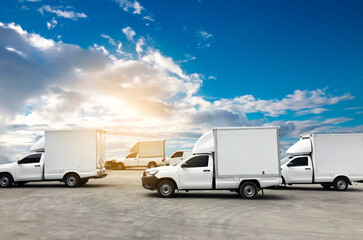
[
  {"left": 0, "top": 129, "right": 107, "bottom": 188},
  {"left": 110, "top": 140, "right": 165, "bottom": 170},
  {"left": 281, "top": 134, "right": 363, "bottom": 191},
  {"left": 165, "top": 150, "right": 192, "bottom": 166},
  {"left": 142, "top": 127, "right": 282, "bottom": 199}
]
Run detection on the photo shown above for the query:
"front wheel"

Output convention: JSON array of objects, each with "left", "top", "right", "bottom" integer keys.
[
  {"left": 333, "top": 177, "right": 349, "bottom": 191},
  {"left": 116, "top": 163, "right": 125, "bottom": 170},
  {"left": 64, "top": 173, "right": 80, "bottom": 187},
  {"left": 0, "top": 174, "right": 14, "bottom": 188},
  {"left": 239, "top": 182, "right": 258, "bottom": 199},
  {"left": 157, "top": 180, "right": 175, "bottom": 198},
  {"left": 79, "top": 178, "right": 89, "bottom": 186}
]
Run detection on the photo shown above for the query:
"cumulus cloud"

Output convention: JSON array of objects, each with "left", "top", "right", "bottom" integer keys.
[
  {"left": 0, "top": 21, "right": 359, "bottom": 163},
  {"left": 101, "top": 34, "right": 117, "bottom": 46},
  {"left": 39, "top": 5, "right": 87, "bottom": 20}
]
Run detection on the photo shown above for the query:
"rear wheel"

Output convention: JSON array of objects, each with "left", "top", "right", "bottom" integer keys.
[
  {"left": 79, "top": 178, "right": 89, "bottom": 186},
  {"left": 333, "top": 177, "right": 348, "bottom": 191},
  {"left": 116, "top": 163, "right": 125, "bottom": 170},
  {"left": 64, "top": 173, "right": 80, "bottom": 187},
  {"left": 239, "top": 182, "right": 258, "bottom": 199},
  {"left": 157, "top": 180, "right": 175, "bottom": 198},
  {"left": 0, "top": 174, "right": 13, "bottom": 188},
  {"left": 321, "top": 183, "right": 333, "bottom": 189},
  {"left": 148, "top": 162, "right": 157, "bottom": 169}
]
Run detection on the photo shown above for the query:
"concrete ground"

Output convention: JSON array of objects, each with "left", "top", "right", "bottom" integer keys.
[{"left": 1, "top": 170, "right": 363, "bottom": 240}]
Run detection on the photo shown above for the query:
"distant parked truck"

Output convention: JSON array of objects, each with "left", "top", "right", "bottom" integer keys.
[
  {"left": 107, "top": 140, "right": 165, "bottom": 170},
  {"left": 165, "top": 150, "right": 192, "bottom": 166},
  {"left": 281, "top": 134, "right": 363, "bottom": 191},
  {"left": 142, "top": 127, "right": 282, "bottom": 199},
  {"left": 0, "top": 129, "right": 107, "bottom": 188}
]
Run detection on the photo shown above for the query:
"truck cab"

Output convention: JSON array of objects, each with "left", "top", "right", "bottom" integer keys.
[
  {"left": 281, "top": 155, "right": 313, "bottom": 184},
  {"left": 166, "top": 150, "right": 193, "bottom": 166}
]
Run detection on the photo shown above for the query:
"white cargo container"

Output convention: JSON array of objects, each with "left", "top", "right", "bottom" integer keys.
[
  {"left": 142, "top": 127, "right": 282, "bottom": 199},
  {"left": 281, "top": 134, "right": 363, "bottom": 190},
  {"left": 0, "top": 129, "right": 107, "bottom": 188},
  {"left": 108, "top": 140, "right": 165, "bottom": 169}
]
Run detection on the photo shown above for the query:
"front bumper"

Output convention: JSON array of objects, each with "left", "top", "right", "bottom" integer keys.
[
  {"left": 142, "top": 176, "right": 158, "bottom": 190},
  {"left": 93, "top": 169, "right": 108, "bottom": 179}
]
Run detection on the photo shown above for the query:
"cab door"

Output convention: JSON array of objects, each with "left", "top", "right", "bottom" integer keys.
[
  {"left": 124, "top": 153, "right": 138, "bottom": 167},
  {"left": 15, "top": 154, "right": 43, "bottom": 181},
  {"left": 179, "top": 155, "right": 213, "bottom": 189},
  {"left": 285, "top": 156, "right": 313, "bottom": 183}
]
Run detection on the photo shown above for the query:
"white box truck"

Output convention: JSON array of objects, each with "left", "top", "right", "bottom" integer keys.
[
  {"left": 0, "top": 129, "right": 107, "bottom": 188},
  {"left": 108, "top": 140, "right": 165, "bottom": 170},
  {"left": 281, "top": 134, "right": 363, "bottom": 191},
  {"left": 142, "top": 127, "right": 282, "bottom": 199},
  {"left": 165, "top": 150, "right": 192, "bottom": 166}
]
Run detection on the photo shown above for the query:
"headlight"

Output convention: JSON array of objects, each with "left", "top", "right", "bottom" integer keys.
[{"left": 144, "top": 170, "right": 159, "bottom": 177}]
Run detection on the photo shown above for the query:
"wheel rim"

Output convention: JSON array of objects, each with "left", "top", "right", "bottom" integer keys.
[
  {"left": 337, "top": 180, "right": 347, "bottom": 189},
  {"left": 243, "top": 185, "right": 256, "bottom": 197},
  {"left": 161, "top": 183, "right": 172, "bottom": 195},
  {"left": 1, "top": 177, "right": 9, "bottom": 187},
  {"left": 67, "top": 177, "right": 76, "bottom": 186}
]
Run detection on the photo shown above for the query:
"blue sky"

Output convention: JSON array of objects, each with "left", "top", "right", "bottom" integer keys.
[{"left": 0, "top": 0, "right": 363, "bottom": 161}]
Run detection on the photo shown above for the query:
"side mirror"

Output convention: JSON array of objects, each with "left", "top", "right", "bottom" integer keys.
[
  {"left": 17, "top": 160, "right": 21, "bottom": 164},
  {"left": 287, "top": 163, "right": 293, "bottom": 167},
  {"left": 181, "top": 163, "right": 187, "bottom": 168}
]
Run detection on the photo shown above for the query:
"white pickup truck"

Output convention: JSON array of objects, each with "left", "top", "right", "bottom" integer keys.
[
  {"left": 142, "top": 127, "right": 282, "bottom": 199},
  {"left": 0, "top": 129, "right": 107, "bottom": 188},
  {"left": 165, "top": 150, "right": 192, "bottom": 166},
  {"left": 107, "top": 140, "right": 166, "bottom": 170},
  {"left": 281, "top": 133, "right": 363, "bottom": 190}
]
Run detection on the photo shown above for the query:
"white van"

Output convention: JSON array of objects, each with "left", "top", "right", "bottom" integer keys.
[
  {"left": 0, "top": 129, "right": 107, "bottom": 188},
  {"left": 281, "top": 134, "right": 363, "bottom": 190},
  {"left": 142, "top": 127, "right": 282, "bottom": 199}
]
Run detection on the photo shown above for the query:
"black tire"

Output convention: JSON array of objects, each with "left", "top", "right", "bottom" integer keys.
[
  {"left": 0, "top": 174, "right": 14, "bottom": 188},
  {"left": 157, "top": 180, "right": 175, "bottom": 198},
  {"left": 148, "top": 162, "right": 157, "bottom": 169},
  {"left": 64, "top": 173, "right": 80, "bottom": 187},
  {"left": 321, "top": 183, "right": 333, "bottom": 189},
  {"left": 79, "top": 178, "right": 89, "bottom": 186},
  {"left": 239, "top": 182, "right": 258, "bottom": 199},
  {"left": 116, "top": 163, "right": 125, "bottom": 170},
  {"left": 333, "top": 177, "right": 349, "bottom": 191}
]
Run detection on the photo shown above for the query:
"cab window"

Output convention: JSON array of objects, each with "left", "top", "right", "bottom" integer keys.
[
  {"left": 19, "top": 154, "right": 41, "bottom": 164},
  {"left": 288, "top": 157, "right": 308, "bottom": 167},
  {"left": 171, "top": 151, "right": 183, "bottom": 158},
  {"left": 184, "top": 156, "right": 209, "bottom": 168}
]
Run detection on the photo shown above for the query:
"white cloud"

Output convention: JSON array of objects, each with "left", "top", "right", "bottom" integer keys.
[
  {"left": 196, "top": 29, "right": 213, "bottom": 49},
  {"left": 101, "top": 34, "right": 117, "bottom": 46},
  {"left": 115, "top": 0, "right": 143, "bottom": 14},
  {"left": 208, "top": 75, "right": 217, "bottom": 80},
  {"left": 39, "top": 5, "right": 87, "bottom": 20},
  {"left": 178, "top": 54, "right": 196, "bottom": 63},
  {"left": 135, "top": 38, "right": 144, "bottom": 54},
  {"left": 122, "top": 26, "right": 136, "bottom": 41},
  {"left": 46, "top": 17, "right": 57, "bottom": 30},
  {"left": 5, "top": 47, "right": 27, "bottom": 58},
  {"left": 0, "top": 21, "right": 360, "bottom": 163},
  {"left": 143, "top": 15, "right": 154, "bottom": 22}
]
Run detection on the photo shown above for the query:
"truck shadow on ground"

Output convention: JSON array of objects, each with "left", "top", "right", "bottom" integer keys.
[
  {"left": 144, "top": 192, "right": 286, "bottom": 200},
  {"left": 269, "top": 186, "right": 363, "bottom": 192},
  {"left": 11, "top": 184, "right": 110, "bottom": 188}
]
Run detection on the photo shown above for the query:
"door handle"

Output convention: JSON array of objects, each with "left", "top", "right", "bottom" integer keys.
[
  {"left": 35, "top": 165, "right": 41, "bottom": 167},
  {"left": 305, "top": 168, "right": 311, "bottom": 170},
  {"left": 203, "top": 169, "right": 210, "bottom": 172}
]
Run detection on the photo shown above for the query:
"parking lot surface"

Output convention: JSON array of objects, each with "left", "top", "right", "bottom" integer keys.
[{"left": 1, "top": 169, "right": 363, "bottom": 240}]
